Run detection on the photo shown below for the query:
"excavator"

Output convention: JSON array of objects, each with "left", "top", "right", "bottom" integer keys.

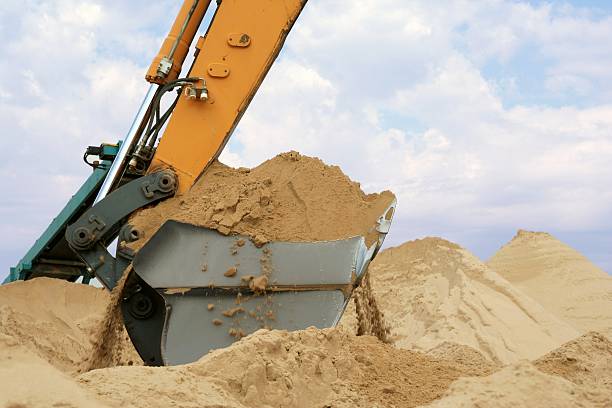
[{"left": 5, "top": 0, "right": 395, "bottom": 366}]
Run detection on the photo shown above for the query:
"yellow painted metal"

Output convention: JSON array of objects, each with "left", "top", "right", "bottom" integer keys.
[
  {"left": 207, "top": 63, "right": 230, "bottom": 78},
  {"left": 146, "top": 0, "right": 212, "bottom": 84},
  {"left": 227, "top": 33, "right": 251, "bottom": 48},
  {"left": 149, "top": 0, "right": 307, "bottom": 193}
]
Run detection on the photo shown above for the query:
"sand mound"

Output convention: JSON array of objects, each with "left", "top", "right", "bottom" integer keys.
[
  {"left": 341, "top": 237, "right": 579, "bottom": 364},
  {"left": 0, "top": 278, "right": 109, "bottom": 374},
  {"left": 128, "top": 151, "right": 395, "bottom": 249},
  {"left": 425, "top": 332, "right": 612, "bottom": 407},
  {"left": 351, "top": 272, "right": 390, "bottom": 342},
  {"left": 79, "top": 327, "right": 496, "bottom": 408},
  {"left": 424, "top": 360, "right": 610, "bottom": 408},
  {"left": 488, "top": 230, "right": 612, "bottom": 336},
  {"left": 534, "top": 331, "right": 612, "bottom": 392},
  {"left": 0, "top": 333, "right": 109, "bottom": 408},
  {"left": 0, "top": 278, "right": 140, "bottom": 375},
  {"left": 426, "top": 342, "right": 500, "bottom": 373}
]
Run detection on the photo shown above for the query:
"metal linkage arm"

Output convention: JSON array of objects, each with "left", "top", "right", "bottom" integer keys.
[{"left": 65, "top": 171, "right": 177, "bottom": 289}]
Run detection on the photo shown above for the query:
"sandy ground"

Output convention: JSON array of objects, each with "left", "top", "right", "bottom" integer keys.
[
  {"left": 2, "top": 232, "right": 611, "bottom": 407},
  {"left": 79, "top": 328, "right": 498, "bottom": 408}
]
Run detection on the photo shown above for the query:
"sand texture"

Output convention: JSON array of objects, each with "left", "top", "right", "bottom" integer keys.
[
  {"left": 129, "top": 151, "right": 395, "bottom": 249},
  {"left": 1, "top": 145, "right": 609, "bottom": 408},
  {"left": 1, "top": 246, "right": 611, "bottom": 406},
  {"left": 79, "top": 327, "right": 496, "bottom": 408},
  {"left": 0, "top": 278, "right": 109, "bottom": 374},
  {"left": 534, "top": 331, "right": 612, "bottom": 396},
  {"left": 424, "top": 360, "right": 610, "bottom": 408},
  {"left": 488, "top": 230, "right": 612, "bottom": 337},
  {"left": 427, "top": 331, "right": 612, "bottom": 407},
  {"left": 341, "top": 237, "right": 579, "bottom": 364},
  {"left": 0, "top": 333, "right": 110, "bottom": 408}
]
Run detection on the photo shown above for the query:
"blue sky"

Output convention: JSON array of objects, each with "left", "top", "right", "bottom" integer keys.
[{"left": 1, "top": 0, "right": 612, "bottom": 280}]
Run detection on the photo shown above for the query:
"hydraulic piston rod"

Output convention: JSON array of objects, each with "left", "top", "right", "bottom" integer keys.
[{"left": 94, "top": 85, "right": 157, "bottom": 204}]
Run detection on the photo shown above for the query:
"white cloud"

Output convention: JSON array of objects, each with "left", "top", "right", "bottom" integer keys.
[
  {"left": 0, "top": 0, "right": 162, "bottom": 273},
  {"left": 232, "top": 0, "right": 612, "bottom": 270}
]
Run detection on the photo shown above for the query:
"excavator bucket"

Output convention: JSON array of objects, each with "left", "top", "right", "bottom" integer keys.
[{"left": 121, "top": 201, "right": 396, "bottom": 365}]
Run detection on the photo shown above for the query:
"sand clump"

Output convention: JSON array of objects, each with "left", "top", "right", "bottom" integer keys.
[
  {"left": 341, "top": 237, "right": 579, "bottom": 364},
  {"left": 124, "top": 152, "right": 395, "bottom": 348},
  {"left": 128, "top": 151, "right": 395, "bottom": 249},
  {"left": 488, "top": 230, "right": 612, "bottom": 337}
]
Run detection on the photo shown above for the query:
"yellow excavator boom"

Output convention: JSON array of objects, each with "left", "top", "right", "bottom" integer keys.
[{"left": 148, "top": 0, "right": 307, "bottom": 193}]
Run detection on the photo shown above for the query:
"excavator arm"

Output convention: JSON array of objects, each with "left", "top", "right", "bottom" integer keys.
[
  {"left": 8, "top": 0, "right": 397, "bottom": 366},
  {"left": 8, "top": 0, "right": 307, "bottom": 283}
]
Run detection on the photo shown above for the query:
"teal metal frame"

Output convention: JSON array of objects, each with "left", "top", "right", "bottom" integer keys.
[{"left": 4, "top": 144, "right": 120, "bottom": 284}]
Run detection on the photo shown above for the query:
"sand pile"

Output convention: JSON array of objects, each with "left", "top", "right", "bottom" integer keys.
[
  {"left": 0, "top": 333, "right": 108, "bottom": 408},
  {"left": 488, "top": 230, "right": 612, "bottom": 337},
  {"left": 425, "top": 331, "right": 612, "bottom": 407},
  {"left": 534, "top": 331, "right": 612, "bottom": 392},
  {"left": 424, "top": 360, "right": 609, "bottom": 407},
  {"left": 0, "top": 278, "right": 109, "bottom": 374},
  {"left": 129, "top": 151, "right": 395, "bottom": 249},
  {"left": 0, "top": 277, "right": 139, "bottom": 377},
  {"left": 341, "top": 237, "right": 579, "bottom": 364},
  {"left": 0, "top": 280, "right": 499, "bottom": 408},
  {"left": 79, "top": 327, "right": 496, "bottom": 408}
]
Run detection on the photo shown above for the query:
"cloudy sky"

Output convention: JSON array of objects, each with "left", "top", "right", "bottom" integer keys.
[{"left": 1, "top": 0, "right": 612, "bottom": 281}]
